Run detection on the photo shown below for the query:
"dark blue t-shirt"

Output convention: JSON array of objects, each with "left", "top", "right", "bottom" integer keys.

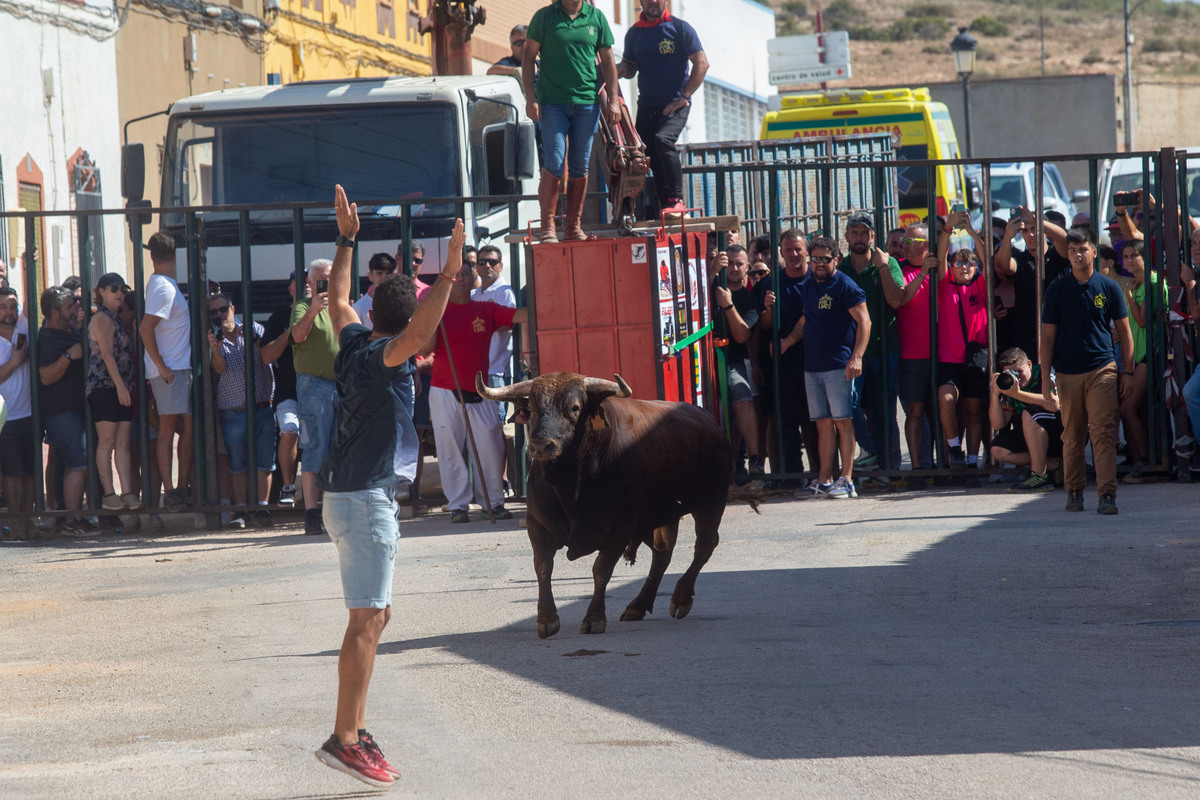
[
  {"left": 622, "top": 17, "right": 703, "bottom": 107},
  {"left": 1041, "top": 270, "right": 1128, "bottom": 375},
  {"left": 317, "top": 324, "right": 404, "bottom": 492},
  {"left": 801, "top": 269, "right": 867, "bottom": 373}
]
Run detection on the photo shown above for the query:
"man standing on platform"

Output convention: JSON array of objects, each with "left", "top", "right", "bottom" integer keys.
[{"left": 617, "top": 0, "right": 708, "bottom": 218}]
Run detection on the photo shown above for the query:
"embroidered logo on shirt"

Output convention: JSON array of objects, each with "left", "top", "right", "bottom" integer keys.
[
  {"left": 473, "top": 316, "right": 486, "bottom": 333},
  {"left": 659, "top": 38, "right": 675, "bottom": 55},
  {"left": 1093, "top": 294, "right": 1106, "bottom": 310},
  {"left": 818, "top": 294, "right": 832, "bottom": 310},
  {"left": 588, "top": 25, "right": 595, "bottom": 35}
]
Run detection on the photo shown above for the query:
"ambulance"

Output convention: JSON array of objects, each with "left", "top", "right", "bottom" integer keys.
[{"left": 761, "top": 87, "right": 967, "bottom": 228}]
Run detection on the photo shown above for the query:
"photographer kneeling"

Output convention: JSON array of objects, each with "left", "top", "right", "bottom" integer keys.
[{"left": 989, "top": 347, "right": 1064, "bottom": 492}]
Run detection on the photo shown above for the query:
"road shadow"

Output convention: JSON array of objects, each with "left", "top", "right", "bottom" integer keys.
[{"left": 369, "top": 505, "right": 1200, "bottom": 760}]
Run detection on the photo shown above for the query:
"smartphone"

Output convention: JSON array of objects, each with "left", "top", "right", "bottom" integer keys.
[
  {"left": 212, "top": 323, "right": 223, "bottom": 340},
  {"left": 994, "top": 295, "right": 1004, "bottom": 309},
  {"left": 1009, "top": 207, "right": 1023, "bottom": 221},
  {"left": 315, "top": 278, "right": 328, "bottom": 294},
  {"left": 952, "top": 202, "right": 966, "bottom": 213},
  {"left": 1113, "top": 190, "right": 1138, "bottom": 206},
  {"left": 16, "top": 333, "right": 26, "bottom": 349}
]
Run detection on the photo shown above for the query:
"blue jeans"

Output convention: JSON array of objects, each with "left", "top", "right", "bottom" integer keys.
[
  {"left": 540, "top": 103, "right": 601, "bottom": 179},
  {"left": 324, "top": 486, "right": 400, "bottom": 609},
  {"left": 805, "top": 369, "right": 855, "bottom": 420},
  {"left": 297, "top": 373, "right": 338, "bottom": 474},
  {"left": 853, "top": 352, "right": 903, "bottom": 469},
  {"left": 1184, "top": 369, "right": 1200, "bottom": 465},
  {"left": 219, "top": 406, "right": 277, "bottom": 475},
  {"left": 392, "top": 367, "right": 418, "bottom": 484}
]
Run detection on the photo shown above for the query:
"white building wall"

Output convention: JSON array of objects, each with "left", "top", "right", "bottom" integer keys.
[{"left": 0, "top": 0, "right": 125, "bottom": 296}]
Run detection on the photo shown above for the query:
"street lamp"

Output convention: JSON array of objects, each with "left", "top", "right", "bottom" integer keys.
[
  {"left": 950, "top": 26, "right": 977, "bottom": 158},
  {"left": 1124, "top": 0, "right": 1149, "bottom": 152}
]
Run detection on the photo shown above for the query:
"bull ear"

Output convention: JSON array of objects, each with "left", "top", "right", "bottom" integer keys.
[
  {"left": 508, "top": 405, "right": 531, "bottom": 425},
  {"left": 477, "top": 372, "right": 533, "bottom": 401},
  {"left": 582, "top": 373, "right": 632, "bottom": 399}
]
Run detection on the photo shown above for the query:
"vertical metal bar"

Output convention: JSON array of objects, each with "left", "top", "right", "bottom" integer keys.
[
  {"left": 926, "top": 165, "right": 942, "bottom": 469},
  {"left": 292, "top": 208, "right": 306, "bottom": 286},
  {"left": 185, "top": 211, "right": 210, "bottom": 520},
  {"left": 1034, "top": 164, "right": 1045, "bottom": 365},
  {"left": 79, "top": 212, "right": 99, "bottom": 511},
  {"left": 131, "top": 215, "right": 151, "bottom": 508},
  {"left": 873, "top": 165, "right": 894, "bottom": 470},
  {"left": 239, "top": 210, "right": 258, "bottom": 509},
  {"left": 507, "top": 200, "right": 525, "bottom": 496},
  {"left": 25, "top": 214, "right": 45, "bottom": 513},
  {"left": 1145, "top": 153, "right": 1162, "bottom": 466},
  {"left": 768, "top": 167, "right": 785, "bottom": 474}
]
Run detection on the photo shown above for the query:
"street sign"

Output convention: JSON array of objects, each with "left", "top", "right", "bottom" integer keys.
[
  {"left": 767, "top": 31, "right": 850, "bottom": 56},
  {"left": 769, "top": 63, "right": 852, "bottom": 87},
  {"left": 768, "top": 48, "right": 851, "bottom": 73}
]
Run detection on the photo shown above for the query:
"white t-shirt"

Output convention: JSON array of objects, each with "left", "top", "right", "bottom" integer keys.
[
  {"left": 0, "top": 318, "right": 32, "bottom": 420},
  {"left": 352, "top": 292, "right": 374, "bottom": 331},
  {"left": 472, "top": 278, "right": 516, "bottom": 376},
  {"left": 143, "top": 273, "right": 192, "bottom": 378}
]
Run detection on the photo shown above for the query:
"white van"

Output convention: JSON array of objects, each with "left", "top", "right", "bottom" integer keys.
[{"left": 1098, "top": 152, "right": 1200, "bottom": 232}]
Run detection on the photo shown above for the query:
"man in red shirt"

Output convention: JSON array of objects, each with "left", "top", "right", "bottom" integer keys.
[{"left": 421, "top": 256, "right": 527, "bottom": 522}]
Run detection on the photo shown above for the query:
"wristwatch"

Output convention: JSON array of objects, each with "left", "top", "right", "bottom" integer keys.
[
  {"left": 62, "top": 350, "right": 72, "bottom": 361},
  {"left": 334, "top": 234, "right": 357, "bottom": 249}
]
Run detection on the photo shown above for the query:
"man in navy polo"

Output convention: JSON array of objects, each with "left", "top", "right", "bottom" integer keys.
[{"left": 617, "top": 0, "right": 708, "bottom": 218}]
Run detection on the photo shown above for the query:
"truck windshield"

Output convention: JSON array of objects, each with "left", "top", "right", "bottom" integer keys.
[{"left": 162, "top": 103, "right": 460, "bottom": 217}]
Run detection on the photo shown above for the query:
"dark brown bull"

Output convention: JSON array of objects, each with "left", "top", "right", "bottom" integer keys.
[{"left": 477, "top": 371, "right": 731, "bottom": 638}]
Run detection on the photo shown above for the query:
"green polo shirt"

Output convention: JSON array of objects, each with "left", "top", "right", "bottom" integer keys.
[
  {"left": 841, "top": 253, "right": 903, "bottom": 358},
  {"left": 528, "top": 0, "right": 614, "bottom": 106},
  {"left": 290, "top": 299, "right": 339, "bottom": 381}
]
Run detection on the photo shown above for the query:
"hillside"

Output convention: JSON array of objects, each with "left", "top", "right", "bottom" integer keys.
[{"left": 768, "top": 0, "right": 1200, "bottom": 89}]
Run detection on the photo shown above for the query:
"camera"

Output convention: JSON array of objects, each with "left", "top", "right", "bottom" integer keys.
[
  {"left": 1113, "top": 190, "right": 1138, "bottom": 207},
  {"left": 996, "top": 369, "right": 1020, "bottom": 390},
  {"left": 315, "top": 278, "right": 328, "bottom": 294}
]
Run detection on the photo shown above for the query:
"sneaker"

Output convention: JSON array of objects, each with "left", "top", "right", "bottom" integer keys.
[
  {"left": 62, "top": 517, "right": 99, "bottom": 538},
  {"left": 254, "top": 509, "right": 274, "bottom": 529},
  {"left": 1097, "top": 493, "right": 1119, "bottom": 515},
  {"left": 747, "top": 456, "right": 765, "bottom": 476},
  {"left": 148, "top": 514, "right": 167, "bottom": 533},
  {"left": 661, "top": 199, "right": 688, "bottom": 219},
  {"left": 947, "top": 446, "right": 966, "bottom": 468},
  {"left": 489, "top": 506, "right": 513, "bottom": 520},
  {"left": 102, "top": 493, "right": 127, "bottom": 511},
  {"left": 278, "top": 484, "right": 296, "bottom": 506},
  {"left": 853, "top": 452, "right": 879, "bottom": 471},
  {"left": 304, "top": 508, "right": 325, "bottom": 536},
  {"left": 225, "top": 513, "right": 247, "bottom": 530},
  {"left": 35, "top": 516, "right": 62, "bottom": 532},
  {"left": 1010, "top": 470, "right": 1054, "bottom": 493},
  {"left": 164, "top": 489, "right": 186, "bottom": 513},
  {"left": 450, "top": 509, "right": 470, "bottom": 523},
  {"left": 1065, "top": 489, "right": 1084, "bottom": 512},
  {"left": 315, "top": 734, "right": 394, "bottom": 788},
  {"left": 1052, "top": 462, "right": 1065, "bottom": 488},
  {"left": 827, "top": 476, "right": 854, "bottom": 499},
  {"left": 358, "top": 730, "right": 401, "bottom": 778},
  {"left": 121, "top": 492, "right": 145, "bottom": 511},
  {"left": 1122, "top": 462, "right": 1155, "bottom": 485},
  {"left": 795, "top": 479, "right": 832, "bottom": 499}
]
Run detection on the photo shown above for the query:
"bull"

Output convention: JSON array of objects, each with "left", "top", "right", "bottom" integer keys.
[{"left": 477, "top": 371, "right": 732, "bottom": 638}]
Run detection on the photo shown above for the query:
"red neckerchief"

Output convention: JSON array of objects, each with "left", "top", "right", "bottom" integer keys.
[{"left": 633, "top": 10, "right": 671, "bottom": 27}]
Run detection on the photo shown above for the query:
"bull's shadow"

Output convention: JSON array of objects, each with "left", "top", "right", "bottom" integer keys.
[{"left": 379, "top": 501, "right": 1200, "bottom": 760}]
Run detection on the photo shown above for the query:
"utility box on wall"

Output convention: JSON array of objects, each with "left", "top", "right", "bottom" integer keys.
[{"left": 527, "top": 230, "right": 714, "bottom": 410}]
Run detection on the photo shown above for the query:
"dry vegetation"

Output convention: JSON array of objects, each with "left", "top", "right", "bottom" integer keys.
[{"left": 768, "top": 0, "right": 1200, "bottom": 88}]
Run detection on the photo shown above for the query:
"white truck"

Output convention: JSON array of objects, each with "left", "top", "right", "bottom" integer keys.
[{"left": 124, "top": 74, "right": 538, "bottom": 308}]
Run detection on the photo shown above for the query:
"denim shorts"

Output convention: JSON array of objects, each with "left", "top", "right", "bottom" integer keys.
[
  {"left": 297, "top": 373, "right": 337, "bottom": 473},
  {"left": 275, "top": 398, "right": 299, "bottom": 435},
  {"left": 805, "top": 368, "right": 854, "bottom": 421},
  {"left": 540, "top": 103, "right": 601, "bottom": 179},
  {"left": 43, "top": 411, "right": 88, "bottom": 471},
  {"left": 220, "top": 406, "right": 277, "bottom": 474},
  {"left": 324, "top": 487, "right": 400, "bottom": 609}
]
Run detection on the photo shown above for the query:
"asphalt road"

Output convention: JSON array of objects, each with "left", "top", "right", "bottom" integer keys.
[{"left": 2, "top": 483, "right": 1199, "bottom": 799}]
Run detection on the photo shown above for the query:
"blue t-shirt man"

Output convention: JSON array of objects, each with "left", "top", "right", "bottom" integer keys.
[
  {"left": 622, "top": 14, "right": 703, "bottom": 107},
  {"left": 1041, "top": 270, "right": 1128, "bottom": 374},
  {"left": 801, "top": 269, "right": 868, "bottom": 373}
]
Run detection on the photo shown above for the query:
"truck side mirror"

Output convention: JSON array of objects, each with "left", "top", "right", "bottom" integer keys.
[
  {"left": 122, "top": 144, "right": 146, "bottom": 202},
  {"left": 505, "top": 120, "right": 537, "bottom": 181},
  {"left": 126, "top": 199, "right": 153, "bottom": 243}
]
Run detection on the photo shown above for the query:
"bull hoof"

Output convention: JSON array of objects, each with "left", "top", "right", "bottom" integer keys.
[
  {"left": 579, "top": 617, "right": 607, "bottom": 634},
  {"left": 669, "top": 597, "right": 693, "bottom": 619},
  {"left": 620, "top": 605, "right": 648, "bottom": 622},
  {"left": 537, "top": 616, "right": 561, "bottom": 639}
]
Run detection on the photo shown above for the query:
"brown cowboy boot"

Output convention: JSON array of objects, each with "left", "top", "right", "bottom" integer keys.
[
  {"left": 564, "top": 176, "right": 589, "bottom": 241},
  {"left": 537, "top": 169, "right": 561, "bottom": 243}
]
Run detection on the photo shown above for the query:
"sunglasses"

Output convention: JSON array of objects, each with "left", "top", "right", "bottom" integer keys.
[
  {"left": 809, "top": 256, "right": 833, "bottom": 265},
  {"left": 479, "top": 258, "right": 501, "bottom": 266},
  {"left": 749, "top": 269, "right": 769, "bottom": 276},
  {"left": 412, "top": 256, "right": 423, "bottom": 265},
  {"left": 209, "top": 305, "right": 230, "bottom": 316},
  {"left": 901, "top": 237, "right": 928, "bottom": 245},
  {"left": 512, "top": 38, "right": 526, "bottom": 46}
]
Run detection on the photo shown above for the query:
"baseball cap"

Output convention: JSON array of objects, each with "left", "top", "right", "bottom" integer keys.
[
  {"left": 846, "top": 211, "right": 874, "bottom": 230},
  {"left": 96, "top": 272, "right": 132, "bottom": 292}
]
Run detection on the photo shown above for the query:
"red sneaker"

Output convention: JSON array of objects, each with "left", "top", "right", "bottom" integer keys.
[
  {"left": 358, "top": 729, "right": 401, "bottom": 778},
  {"left": 315, "top": 734, "right": 394, "bottom": 787},
  {"left": 661, "top": 199, "right": 688, "bottom": 217}
]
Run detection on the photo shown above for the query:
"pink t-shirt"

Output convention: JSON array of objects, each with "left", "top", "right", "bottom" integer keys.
[
  {"left": 895, "top": 260, "right": 932, "bottom": 360},
  {"left": 937, "top": 269, "right": 989, "bottom": 363}
]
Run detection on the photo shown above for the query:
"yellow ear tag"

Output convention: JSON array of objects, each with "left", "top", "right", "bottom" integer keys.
[{"left": 588, "top": 411, "right": 608, "bottom": 430}]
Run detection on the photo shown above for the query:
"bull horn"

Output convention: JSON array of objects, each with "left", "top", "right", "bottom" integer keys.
[
  {"left": 476, "top": 372, "right": 534, "bottom": 401},
  {"left": 583, "top": 373, "right": 632, "bottom": 398}
]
